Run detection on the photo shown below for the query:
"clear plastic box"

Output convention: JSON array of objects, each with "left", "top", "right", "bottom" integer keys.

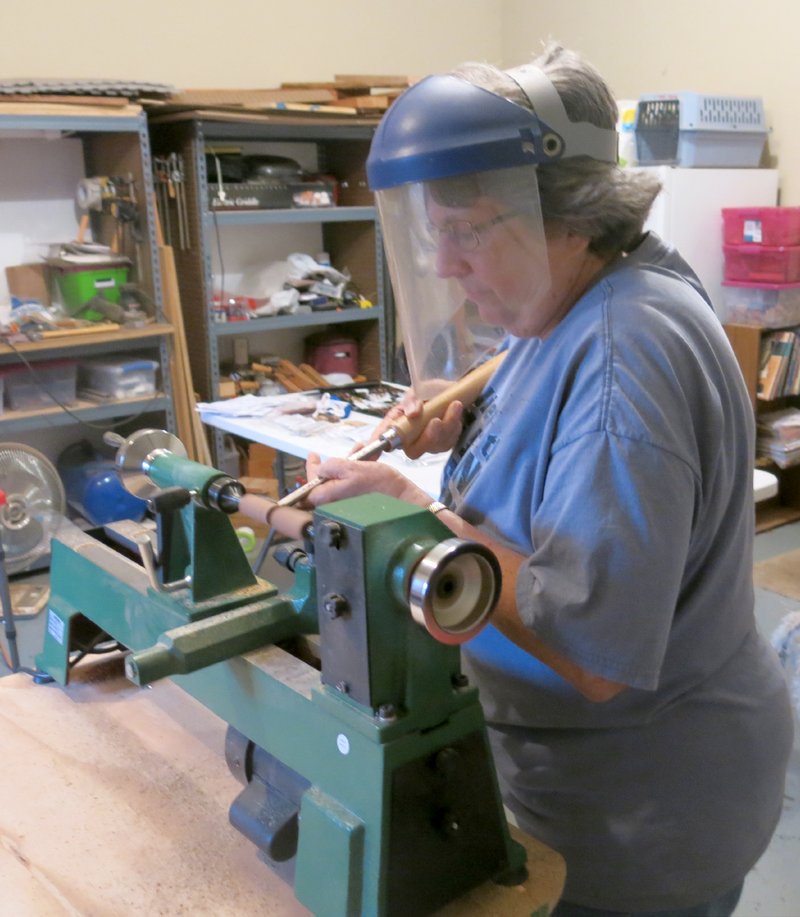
[
  {"left": 720, "top": 281, "right": 800, "bottom": 327},
  {"left": 723, "top": 244, "right": 800, "bottom": 284},
  {"left": 635, "top": 92, "right": 767, "bottom": 167},
  {"left": 78, "top": 358, "right": 158, "bottom": 400},
  {"left": 722, "top": 207, "right": 800, "bottom": 246},
  {"left": 0, "top": 359, "right": 77, "bottom": 411}
]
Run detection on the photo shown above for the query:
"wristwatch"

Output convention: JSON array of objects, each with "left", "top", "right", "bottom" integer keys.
[{"left": 427, "top": 501, "right": 448, "bottom": 515}]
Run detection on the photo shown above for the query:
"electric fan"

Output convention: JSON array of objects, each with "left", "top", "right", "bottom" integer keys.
[{"left": 0, "top": 442, "right": 65, "bottom": 617}]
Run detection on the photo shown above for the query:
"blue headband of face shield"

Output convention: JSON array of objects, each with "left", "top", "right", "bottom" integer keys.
[{"left": 366, "top": 70, "right": 618, "bottom": 191}]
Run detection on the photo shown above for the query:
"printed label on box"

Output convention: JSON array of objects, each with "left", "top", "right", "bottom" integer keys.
[
  {"left": 47, "top": 608, "right": 65, "bottom": 645},
  {"left": 744, "top": 219, "right": 763, "bottom": 243}
]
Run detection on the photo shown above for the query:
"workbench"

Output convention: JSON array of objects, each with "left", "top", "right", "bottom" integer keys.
[
  {"left": 198, "top": 394, "right": 449, "bottom": 498},
  {"left": 0, "top": 659, "right": 566, "bottom": 915}
]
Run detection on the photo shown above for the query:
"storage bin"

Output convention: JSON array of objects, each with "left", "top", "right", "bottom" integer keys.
[
  {"left": 0, "top": 359, "right": 77, "bottom": 411},
  {"left": 634, "top": 92, "right": 767, "bottom": 167},
  {"left": 78, "top": 357, "right": 158, "bottom": 400},
  {"left": 722, "top": 207, "right": 800, "bottom": 246},
  {"left": 305, "top": 334, "right": 359, "bottom": 376},
  {"left": 49, "top": 258, "right": 130, "bottom": 316},
  {"left": 720, "top": 281, "right": 800, "bottom": 327},
  {"left": 723, "top": 244, "right": 800, "bottom": 283}
]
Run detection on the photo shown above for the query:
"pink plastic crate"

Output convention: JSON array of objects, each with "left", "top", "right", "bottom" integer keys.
[
  {"left": 723, "top": 243, "right": 800, "bottom": 283},
  {"left": 722, "top": 207, "right": 800, "bottom": 246}
]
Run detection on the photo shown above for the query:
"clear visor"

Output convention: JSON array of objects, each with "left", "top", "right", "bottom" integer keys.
[{"left": 376, "top": 164, "right": 550, "bottom": 397}]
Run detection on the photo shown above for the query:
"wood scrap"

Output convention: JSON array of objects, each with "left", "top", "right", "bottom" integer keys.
[
  {"left": 298, "top": 363, "right": 331, "bottom": 388},
  {"left": 154, "top": 197, "right": 212, "bottom": 466},
  {"left": 0, "top": 94, "right": 130, "bottom": 107},
  {"left": 162, "top": 86, "right": 339, "bottom": 110},
  {"left": 264, "top": 102, "right": 360, "bottom": 116},
  {"left": 39, "top": 322, "right": 119, "bottom": 338},
  {"left": 275, "top": 359, "right": 328, "bottom": 393},
  {"left": 332, "top": 74, "right": 415, "bottom": 88}
]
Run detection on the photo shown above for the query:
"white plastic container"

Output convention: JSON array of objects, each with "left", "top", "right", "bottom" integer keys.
[
  {"left": 79, "top": 358, "right": 158, "bottom": 400},
  {"left": 0, "top": 359, "right": 77, "bottom": 411},
  {"left": 720, "top": 281, "right": 800, "bottom": 327}
]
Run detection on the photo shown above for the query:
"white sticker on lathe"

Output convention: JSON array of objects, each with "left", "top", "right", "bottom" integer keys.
[{"left": 47, "top": 609, "right": 65, "bottom": 645}]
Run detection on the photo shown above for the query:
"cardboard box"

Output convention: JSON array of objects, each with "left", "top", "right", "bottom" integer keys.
[{"left": 5, "top": 262, "right": 51, "bottom": 305}]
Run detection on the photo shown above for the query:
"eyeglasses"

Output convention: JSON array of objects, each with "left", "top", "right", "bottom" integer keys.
[{"left": 425, "top": 211, "right": 519, "bottom": 253}]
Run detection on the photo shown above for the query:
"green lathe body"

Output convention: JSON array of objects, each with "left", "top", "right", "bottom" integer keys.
[{"left": 36, "top": 445, "right": 525, "bottom": 917}]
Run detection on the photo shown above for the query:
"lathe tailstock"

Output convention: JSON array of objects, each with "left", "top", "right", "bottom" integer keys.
[{"left": 35, "top": 429, "right": 531, "bottom": 917}]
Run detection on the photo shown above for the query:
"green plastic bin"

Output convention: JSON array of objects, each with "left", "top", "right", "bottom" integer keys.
[{"left": 51, "top": 260, "right": 130, "bottom": 317}]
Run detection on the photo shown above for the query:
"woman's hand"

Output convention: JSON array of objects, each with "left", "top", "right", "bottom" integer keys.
[
  {"left": 304, "top": 454, "right": 431, "bottom": 509},
  {"left": 365, "top": 394, "right": 465, "bottom": 460}
]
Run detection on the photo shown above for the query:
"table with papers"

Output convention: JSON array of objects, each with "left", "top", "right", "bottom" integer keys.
[{"left": 198, "top": 392, "right": 449, "bottom": 498}]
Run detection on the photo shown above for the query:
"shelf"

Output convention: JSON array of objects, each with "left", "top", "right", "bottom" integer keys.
[
  {"left": 209, "top": 205, "right": 375, "bottom": 226},
  {"left": 0, "top": 324, "right": 174, "bottom": 358},
  {"left": 162, "top": 114, "right": 380, "bottom": 142},
  {"left": 0, "top": 107, "right": 144, "bottom": 135},
  {"left": 0, "top": 393, "right": 171, "bottom": 434},
  {"left": 149, "top": 113, "right": 391, "bottom": 466},
  {"left": 211, "top": 307, "right": 383, "bottom": 337},
  {"left": 0, "top": 107, "right": 177, "bottom": 451}
]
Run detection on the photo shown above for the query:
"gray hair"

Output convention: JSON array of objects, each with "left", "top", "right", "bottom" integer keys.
[{"left": 451, "top": 43, "right": 660, "bottom": 258}]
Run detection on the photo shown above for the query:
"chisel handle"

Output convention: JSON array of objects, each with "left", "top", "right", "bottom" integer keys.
[
  {"left": 275, "top": 350, "right": 506, "bottom": 508},
  {"left": 390, "top": 350, "right": 506, "bottom": 448}
]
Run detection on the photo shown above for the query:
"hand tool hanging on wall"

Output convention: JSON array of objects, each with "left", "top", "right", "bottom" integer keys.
[
  {"left": 152, "top": 154, "right": 190, "bottom": 251},
  {"left": 75, "top": 175, "right": 142, "bottom": 262}
]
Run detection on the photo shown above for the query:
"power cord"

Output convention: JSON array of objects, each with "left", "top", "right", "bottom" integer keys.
[{"left": 0, "top": 338, "right": 163, "bottom": 432}]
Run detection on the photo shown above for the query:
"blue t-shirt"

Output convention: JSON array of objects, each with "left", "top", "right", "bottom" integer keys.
[{"left": 441, "top": 233, "right": 794, "bottom": 910}]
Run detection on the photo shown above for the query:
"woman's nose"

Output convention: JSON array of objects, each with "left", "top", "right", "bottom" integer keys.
[{"left": 435, "top": 238, "right": 470, "bottom": 279}]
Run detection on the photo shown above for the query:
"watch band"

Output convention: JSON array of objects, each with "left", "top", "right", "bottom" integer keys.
[{"left": 427, "top": 500, "right": 448, "bottom": 515}]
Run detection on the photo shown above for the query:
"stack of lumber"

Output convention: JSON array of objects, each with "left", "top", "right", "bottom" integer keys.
[
  {"left": 147, "top": 75, "right": 414, "bottom": 118},
  {"left": 275, "top": 74, "right": 414, "bottom": 115}
]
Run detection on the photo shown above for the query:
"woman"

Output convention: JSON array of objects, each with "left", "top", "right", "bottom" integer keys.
[{"left": 304, "top": 44, "right": 794, "bottom": 916}]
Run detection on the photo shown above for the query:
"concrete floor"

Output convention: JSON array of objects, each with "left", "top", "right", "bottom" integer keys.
[
  {"left": 2, "top": 524, "right": 800, "bottom": 915},
  {"left": 738, "top": 520, "right": 800, "bottom": 916}
]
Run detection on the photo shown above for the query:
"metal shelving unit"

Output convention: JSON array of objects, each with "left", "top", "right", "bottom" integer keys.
[
  {"left": 149, "top": 112, "right": 394, "bottom": 464},
  {"left": 0, "top": 106, "right": 177, "bottom": 448}
]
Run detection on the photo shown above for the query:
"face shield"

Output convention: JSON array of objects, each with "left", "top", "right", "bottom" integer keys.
[
  {"left": 367, "top": 69, "right": 618, "bottom": 397},
  {"left": 375, "top": 165, "right": 548, "bottom": 397}
]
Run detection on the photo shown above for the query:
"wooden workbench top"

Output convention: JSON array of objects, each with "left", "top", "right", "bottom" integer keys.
[{"left": 0, "top": 659, "right": 565, "bottom": 915}]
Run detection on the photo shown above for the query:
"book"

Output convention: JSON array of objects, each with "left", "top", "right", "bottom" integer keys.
[{"left": 757, "top": 330, "right": 797, "bottom": 400}]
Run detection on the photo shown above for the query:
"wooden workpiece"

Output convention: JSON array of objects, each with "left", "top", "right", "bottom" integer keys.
[{"left": 0, "top": 659, "right": 565, "bottom": 915}]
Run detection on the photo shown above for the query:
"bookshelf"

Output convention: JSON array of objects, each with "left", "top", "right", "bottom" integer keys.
[{"left": 725, "top": 322, "right": 800, "bottom": 530}]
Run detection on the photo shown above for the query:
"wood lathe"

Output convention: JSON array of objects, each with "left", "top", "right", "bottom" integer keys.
[{"left": 33, "top": 426, "right": 563, "bottom": 915}]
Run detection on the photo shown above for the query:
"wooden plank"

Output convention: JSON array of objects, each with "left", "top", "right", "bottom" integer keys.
[
  {"left": 335, "top": 94, "right": 394, "bottom": 111},
  {"left": 0, "top": 323, "right": 173, "bottom": 355},
  {"left": 155, "top": 193, "right": 211, "bottom": 466},
  {"left": 0, "top": 94, "right": 130, "bottom": 107},
  {"left": 333, "top": 74, "right": 414, "bottom": 88},
  {"left": 264, "top": 102, "right": 359, "bottom": 116},
  {"left": 0, "top": 663, "right": 565, "bottom": 917},
  {"left": 0, "top": 101, "right": 142, "bottom": 118},
  {"left": 38, "top": 322, "right": 119, "bottom": 338},
  {"left": 163, "top": 87, "right": 339, "bottom": 107}
]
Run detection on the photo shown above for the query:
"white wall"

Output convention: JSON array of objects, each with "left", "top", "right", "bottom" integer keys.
[
  {"left": 501, "top": 0, "right": 800, "bottom": 202},
  {"left": 3, "top": 0, "right": 799, "bottom": 201},
  {"left": 0, "top": 0, "right": 503, "bottom": 87}
]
